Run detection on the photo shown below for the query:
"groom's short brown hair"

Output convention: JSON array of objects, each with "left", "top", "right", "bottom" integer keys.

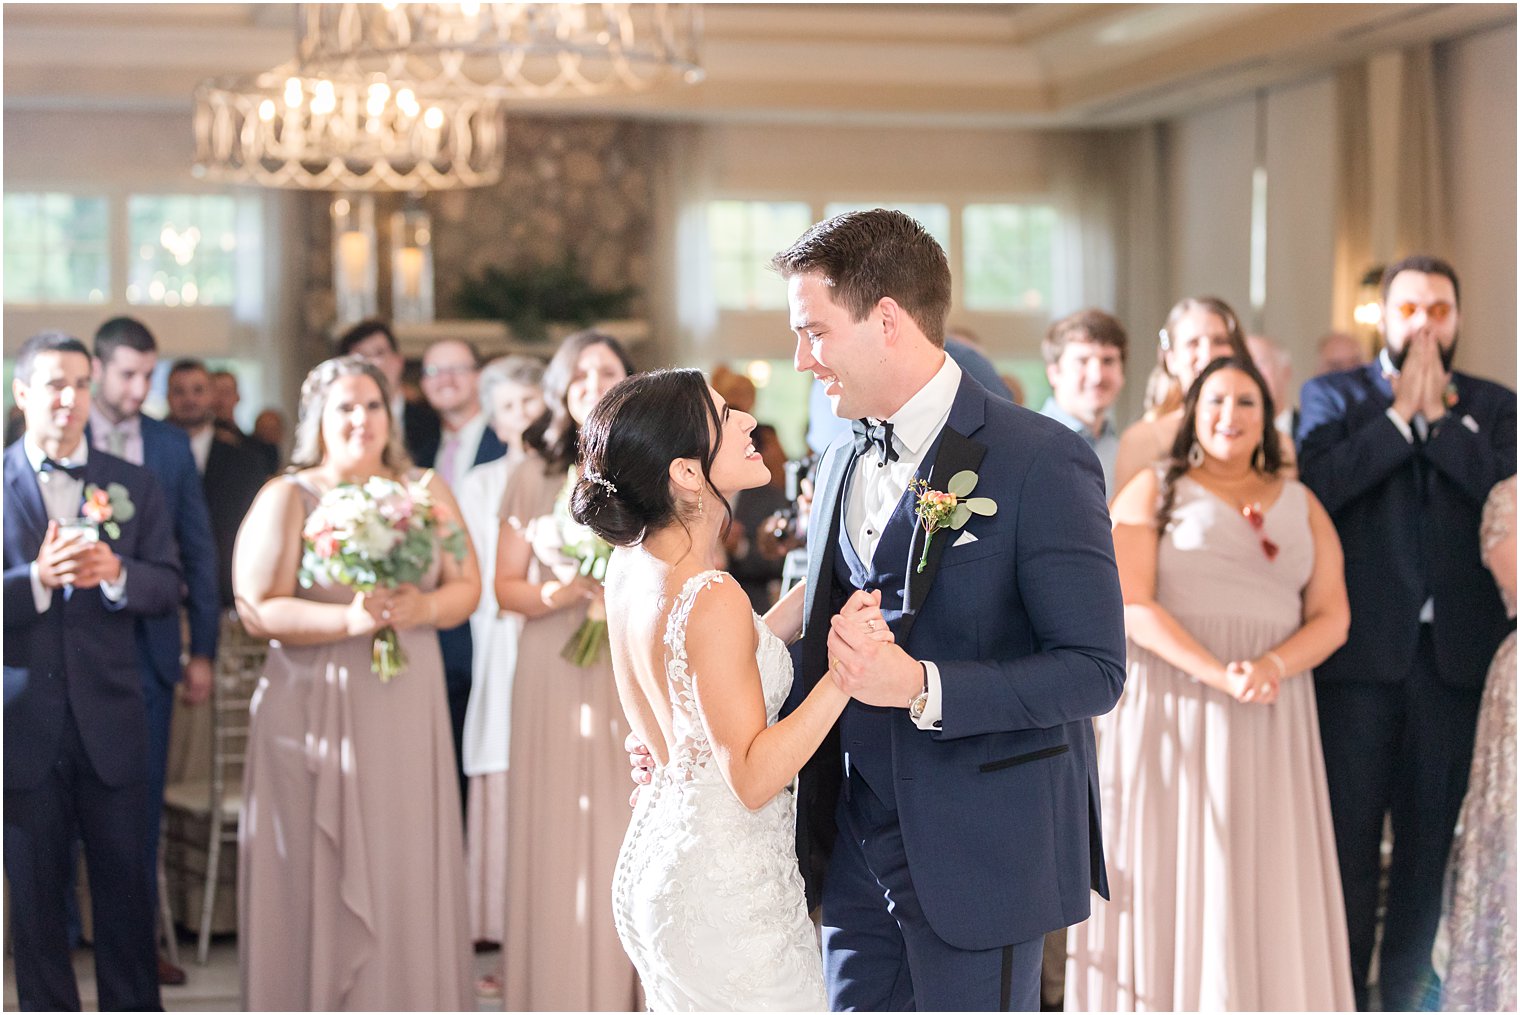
[{"left": 770, "top": 209, "right": 951, "bottom": 348}]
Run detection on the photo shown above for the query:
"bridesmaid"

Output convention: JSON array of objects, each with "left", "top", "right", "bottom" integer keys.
[
  {"left": 492, "top": 330, "right": 641, "bottom": 1011},
  {"left": 1438, "top": 474, "right": 1516, "bottom": 1011},
  {"left": 1112, "top": 296, "right": 1254, "bottom": 496},
  {"left": 234, "top": 357, "right": 479, "bottom": 1010},
  {"left": 1069, "top": 357, "right": 1354, "bottom": 1010}
]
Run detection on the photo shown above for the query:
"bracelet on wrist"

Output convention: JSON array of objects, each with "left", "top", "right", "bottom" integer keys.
[{"left": 1264, "top": 650, "right": 1287, "bottom": 679}]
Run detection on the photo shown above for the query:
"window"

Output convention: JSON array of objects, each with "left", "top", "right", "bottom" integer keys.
[
  {"left": 823, "top": 202, "right": 951, "bottom": 253},
  {"left": 127, "top": 194, "right": 241, "bottom": 307},
  {"left": 962, "top": 203, "right": 1058, "bottom": 312},
  {"left": 709, "top": 200, "right": 813, "bottom": 311},
  {"left": 3, "top": 193, "right": 110, "bottom": 304}
]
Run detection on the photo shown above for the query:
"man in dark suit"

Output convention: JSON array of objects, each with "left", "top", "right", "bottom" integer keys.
[
  {"left": 90, "top": 316, "right": 220, "bottom": 985},
  {"left": 5, "top": 332, "right": 182, "bottom": 1011},
  {"left": 337, "top": 318, "right": 441, "bottom": 463},
  {"left": 416, "top": 337, "right": 508, "bottom": 810},
  {"left": 166, "top": 358, "right": 273, "bottom": 606},
  {"left": 779, "top": 210, "right": 1127, "bottom": 1010},
  {"left": 208, "top": 368, "right": 279, "bottom": 475},
  {"left": 1297, "top": 254, "right": 1517, "bottom": 1011}
]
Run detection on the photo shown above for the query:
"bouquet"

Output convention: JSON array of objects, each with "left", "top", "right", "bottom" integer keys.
[
  {"left": 555, "top": 469, "right": 614, "bottom": 667},
  {"left": 299, "top": 471, "right": 467, "bottom": 681}
]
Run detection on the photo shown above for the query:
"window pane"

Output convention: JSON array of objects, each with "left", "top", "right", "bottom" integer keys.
[
  {"left": 743, "top": 358, "right": 814, "bottom": 465},
  {"left": 3, "top": 193, "right": 110, "bottom": 304},
  {"left": 708, "top": 200, "right": 813, "bottom": 311},
  {"left": 962, "top": 203, "right": 1058, "bottom": 312},
  {"left": 823, "top": 202, "right": 951, "bottom": 253},
  {"left": 127, "top": 194, "right": 243, "bottom": 307}
]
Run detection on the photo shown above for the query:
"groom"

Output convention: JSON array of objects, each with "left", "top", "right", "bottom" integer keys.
[{"left": 778, "top": 209, "right": 1126, "bottom": 1011}]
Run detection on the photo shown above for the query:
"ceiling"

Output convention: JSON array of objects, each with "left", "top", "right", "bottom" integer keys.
[{"left": 3, "top": 3, "right": 1514, "bottom": 128}]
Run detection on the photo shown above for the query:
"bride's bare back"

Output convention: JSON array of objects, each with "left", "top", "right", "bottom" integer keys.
[{"left": 603, "top": 548, "right": 720, "bottom": 770}]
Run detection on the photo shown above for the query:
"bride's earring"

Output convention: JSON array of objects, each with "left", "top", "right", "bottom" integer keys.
[
  {"left": 1187, "top": 442, "right": 1205, "bottom": 468},
  {"left": 698, "top": 487, "right": 704, "bottom": 517}
]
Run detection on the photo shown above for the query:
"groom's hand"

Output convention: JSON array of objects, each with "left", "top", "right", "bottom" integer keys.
[
  {"left": 625, "top": 730, "right": 654, "bottom": 807},
  {"left": 828, "top": 609, "right": 923, "bottom": 708}
]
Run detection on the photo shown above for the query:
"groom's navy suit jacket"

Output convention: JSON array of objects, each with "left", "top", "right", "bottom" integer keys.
[
  {"left": 791, "top": 373, "right": 1127, "bottom": 950},
  {"left": 3, "top": 440, "right": 182, "bottom": 790}
]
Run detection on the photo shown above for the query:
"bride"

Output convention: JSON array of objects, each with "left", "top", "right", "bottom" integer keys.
[{"left": 570, "top": 368, "right": 886, "bottom": 1011}]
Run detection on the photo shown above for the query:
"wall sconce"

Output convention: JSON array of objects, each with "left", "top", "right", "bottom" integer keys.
[
  {"left": 1353, "top": 265, "right": 1384, "bottom": 329},
  {"left": 332, "top": 193, "right": 378, "bottom": 327},
  {"left": 391, "top": 198, "right": 434, "bottom": 324}
]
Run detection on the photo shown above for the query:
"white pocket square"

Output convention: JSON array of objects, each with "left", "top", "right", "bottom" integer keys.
[
  {"left": 952, "top": 530, "right": 978, "bottom": 547},
  {"left": 1461, "top": 414, "right": 1480, "bottom": 433}
]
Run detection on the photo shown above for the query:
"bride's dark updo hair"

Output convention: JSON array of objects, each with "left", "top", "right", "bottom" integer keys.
[{"left": 570, "top": 368, "right": 731, "bottom": 547}]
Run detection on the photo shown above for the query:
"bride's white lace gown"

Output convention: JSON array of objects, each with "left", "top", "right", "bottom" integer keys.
[{"left": 612, "top": 571, "right": 827, "bottom": 1011}]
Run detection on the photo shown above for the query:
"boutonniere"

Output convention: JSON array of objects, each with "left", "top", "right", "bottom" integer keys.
[
  {"left": 911, "top": 470, "right": 997, "bottom": 573},
  {"left": 1443, "top": 379, "right": 1459, "bottom": 410},
  {"left": 82, "top": 482, "right": 135, "bottom": 539}
]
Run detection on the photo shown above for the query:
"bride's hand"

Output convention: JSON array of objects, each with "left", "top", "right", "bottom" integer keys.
[{"left": 837, "top": 588, "right": 894, "bottom": 644}]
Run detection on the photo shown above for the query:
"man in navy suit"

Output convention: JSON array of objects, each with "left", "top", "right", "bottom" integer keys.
[
  {"left": 90, "top": 316, "right": 220, "bottom": 984},
  {"left": 778, "top": 210, "right": 1127, "bottom": 1010},
  {"left": 1297, "top": 255, "right": 1517, "bottom": 1010},
  {"left": 4, "top": 332, "right": 182, "bottom": 1011},
  {"left": 416, "top": 337, "right": 508, "bottom": 810},
  {"left": 165, "top": 358, "right": 273, "bottom": 607}
]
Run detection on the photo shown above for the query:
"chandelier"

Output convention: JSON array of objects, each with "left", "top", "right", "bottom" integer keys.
[
  {"left": 296, "top": 2, "right": 705, "bottom": 98},
  {"left": 193, "top": 64, "right": 506, "bottom": 191}
]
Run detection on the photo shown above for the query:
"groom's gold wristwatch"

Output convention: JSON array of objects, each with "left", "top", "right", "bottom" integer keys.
[{"left": 907, "top": 664, "right": 930, "bottom": 721}]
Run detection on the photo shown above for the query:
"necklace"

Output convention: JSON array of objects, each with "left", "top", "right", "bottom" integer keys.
[
  {"left": 1193, "top": 468, "right": 1279, "bottom": 562},
  {"left": 1240, "top": 502, "right": 1280, "bottom": 561}
]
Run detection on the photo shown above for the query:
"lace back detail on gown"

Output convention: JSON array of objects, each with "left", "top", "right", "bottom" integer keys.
[{"left": 664, "top": 570, "right": 727, "bottom": 782}]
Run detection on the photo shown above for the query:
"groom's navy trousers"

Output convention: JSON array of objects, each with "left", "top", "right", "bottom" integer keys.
[{"left": 790, "top": 374, "right": 1127, "bottom": 1011}]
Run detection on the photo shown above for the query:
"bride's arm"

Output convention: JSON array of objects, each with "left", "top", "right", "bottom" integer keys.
[
  {"left": 687, "top": 578, "right": 848, "bottom": 810},
  {"left": 761, "top": 579, "right": 806, "bottom": 644},
  {"left": 233, "top": 477, "right": 382, "bottom": 645}
]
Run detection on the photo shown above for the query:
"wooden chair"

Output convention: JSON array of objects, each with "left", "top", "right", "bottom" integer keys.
[{"left": 161, "top": 611, "right": 266, "bottom": 963}]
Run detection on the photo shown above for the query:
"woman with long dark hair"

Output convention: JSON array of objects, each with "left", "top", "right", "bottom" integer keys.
[
  {"left": 1112, "top": 296, "right": 1254, "bottom": 496},
  {"left": 1069, "top": 357, "right": 1354, "bottom": 1010},
  {"left": 570, "top": 368, "right": 886, "bottom": 1010},
  {"left": 490, "top": 330, "right": 641, "bottom": 1011}
]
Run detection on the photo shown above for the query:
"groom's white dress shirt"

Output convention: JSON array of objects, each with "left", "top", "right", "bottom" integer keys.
[{"left": 842, "top": 354, "right": 961, "bottom": 731}]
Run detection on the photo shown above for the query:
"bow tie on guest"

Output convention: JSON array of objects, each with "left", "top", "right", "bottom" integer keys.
[
  {"left": 851, "top": 418, "right": 899, "bottom": 465},
  {"left": 39, "top": 458, "right": 85, "bottom": 481}
]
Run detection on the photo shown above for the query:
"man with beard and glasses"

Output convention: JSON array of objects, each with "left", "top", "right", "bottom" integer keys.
[{"left": 1297, "top": 254, "right": 1517, "bottom": 1011}]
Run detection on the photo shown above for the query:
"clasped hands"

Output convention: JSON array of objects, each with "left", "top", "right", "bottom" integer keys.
[
  {"left": 1389, "top": 330, "right": 1452, "bottom": 425},
  {"left": 626, "top": 587, "right": 919, "bottom": 797},
  {"left": 348, "top": 584, "right": 432, "bottom": 635},
  {"left": 35, "top": 519, "right": 121, "bottom": 590},
  {"left": 1221, "top": 655, "right": 1283, "bottom": 705}
]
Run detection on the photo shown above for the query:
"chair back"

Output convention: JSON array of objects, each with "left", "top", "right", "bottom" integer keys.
[{"left": 209, "top": 610, "right": 266, "bottom": 808}]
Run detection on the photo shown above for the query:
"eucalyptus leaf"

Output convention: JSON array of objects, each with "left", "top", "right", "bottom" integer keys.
[
  {"left": 950, "top": 504, "right": 973, "bottom": 528},
  {"left": 963, "top": 497, "right": 998, "bottom": 516},
  {"left": 947, "top": 470, "right": 979, "bottom": 497}
]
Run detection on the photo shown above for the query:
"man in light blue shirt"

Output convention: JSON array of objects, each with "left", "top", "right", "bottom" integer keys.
[{"left": 1038, "top": 309, "right": 1127, "bottom": 498}]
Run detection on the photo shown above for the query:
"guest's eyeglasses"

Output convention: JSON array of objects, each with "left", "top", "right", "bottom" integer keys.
[
  {"left": 1392, "top": 301, "right": 1454, "bottom": 322},
  {"left": 1241, "top": 503, "right": 1279, "bottom": 562},
  {"left": 421, "top": 364, "right": 477, "bottom": 379}
]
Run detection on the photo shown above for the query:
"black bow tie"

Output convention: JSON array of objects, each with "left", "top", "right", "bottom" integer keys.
[
  {"left": 851, "top": 419, "right": 898, "bottom": 465},
  {"left": 39, "top": 458, "right": 85, "bottom": 481}
]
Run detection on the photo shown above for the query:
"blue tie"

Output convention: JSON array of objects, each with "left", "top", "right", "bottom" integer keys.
[{"left": 851, "top": 419, "right": 898, "bottom": 464}]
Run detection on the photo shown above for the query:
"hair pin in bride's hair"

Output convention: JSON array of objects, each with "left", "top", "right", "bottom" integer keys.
[{"left": 585, "top": 470, "right": 618, "bottom": 496}]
